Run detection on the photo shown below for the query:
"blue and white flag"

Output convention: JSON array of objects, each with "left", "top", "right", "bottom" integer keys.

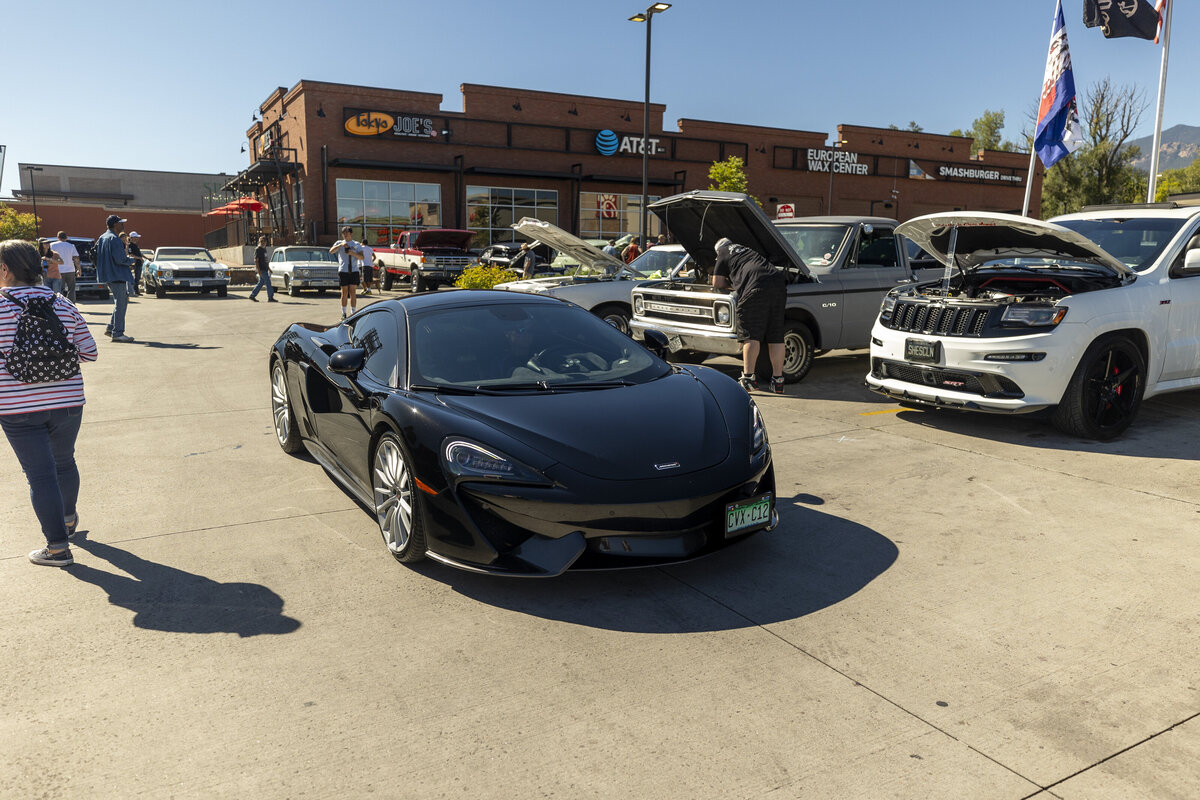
[{"left": 1034, "top": 1, "right": 1084, "bottom": 168}]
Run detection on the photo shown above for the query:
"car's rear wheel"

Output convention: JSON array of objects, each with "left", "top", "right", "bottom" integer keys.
[
  {"left": 271, "top": 361, "right": 305, "bottom": 454},
  {"left": 1052, "top": 334, "right": 1145, "bottom": 440},
  {"left": 372, "top": 433, "right": 426, "bottom": 563},
  {"left": 593, "top": 303, "right": 632, "bottom": 335}
]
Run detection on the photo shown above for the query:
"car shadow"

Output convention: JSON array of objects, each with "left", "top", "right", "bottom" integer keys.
[
  {"left": 697, "top": 353, "right": 894, "bottom": 405},
  {"left": 415, "top": 495, "right": 898, "bottom": 633},
  {"left": 65, "top": 535, "right": 301, "bottom": 636}
]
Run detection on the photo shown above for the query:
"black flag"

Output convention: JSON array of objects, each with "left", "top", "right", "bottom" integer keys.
[{"left": 1083, "top": 0, "right": 1159, "bottom": 40}]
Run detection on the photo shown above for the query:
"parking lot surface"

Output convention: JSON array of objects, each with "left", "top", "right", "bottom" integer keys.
[{"left": 2, "top": 287, "right": 1198, "bottom": 799}]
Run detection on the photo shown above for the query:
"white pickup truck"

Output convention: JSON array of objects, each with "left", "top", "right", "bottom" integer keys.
[{"left": 372, "top": 229, "right": 475, "bottom": 292}]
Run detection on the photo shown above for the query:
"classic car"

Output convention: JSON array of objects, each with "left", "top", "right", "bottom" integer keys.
[
  {"left": 866, "top": 205, "right": 1200, "bottom": 439},
  {"left": 494, "top": 217, "right": 690, "bottom": 335},
  {"left": 269, "top": 290, "right": 777, "bottom": 576},
  {"left": 477, "top": 241, "right": 555, "bottom": 272},
  {"left": 266, "top": 246, "right": 341, "bottom": 296},
  {"left": 143, "top": 247, "right": 230, "bottom": 298}
]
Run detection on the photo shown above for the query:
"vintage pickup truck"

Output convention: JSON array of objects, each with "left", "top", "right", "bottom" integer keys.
[
  {"left": 629, "top": 190, "right": 936, "bottom": 382},
  {"left": 373, "top": 229, "right": 475, "bottom": 292}
]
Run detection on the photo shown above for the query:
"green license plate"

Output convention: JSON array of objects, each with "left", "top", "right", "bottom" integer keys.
[{"left": 725, "top": 493, "right": 773, "bottom": 537}]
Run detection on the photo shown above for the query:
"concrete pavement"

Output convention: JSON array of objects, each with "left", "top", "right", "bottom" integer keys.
[{"left": 1, "top": 287, "right": 1197, "bottom": 798}]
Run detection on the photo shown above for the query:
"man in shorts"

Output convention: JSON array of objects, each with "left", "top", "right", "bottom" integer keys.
[
  {"left": 359, "top": 238, "right": 376, "bottom": 296},
  {"left": 329, "top": 225, "right": 363, "bottom": 320},
  {"left": 712, "top": 237, "right": 786, "bottom": 393}
]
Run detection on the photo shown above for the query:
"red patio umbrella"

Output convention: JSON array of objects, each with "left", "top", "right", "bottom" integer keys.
[{"left": 225, "top": 197, "right": 267, "bottom": 212}]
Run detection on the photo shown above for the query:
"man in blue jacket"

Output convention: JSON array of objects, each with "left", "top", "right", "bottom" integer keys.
[{"left": 95, "top": 214, "right": 135, "bottom": 342}]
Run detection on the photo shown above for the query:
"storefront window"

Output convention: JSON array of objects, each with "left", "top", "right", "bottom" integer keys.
[
  {"left": 579, "top": 192, "right": 660, "bottom": 241},
  {"left": 466, "top": 185, "right": 558, "bottom": 248},
  {"left": 337, "top": 179, "right": 442, "bottom": 242}
]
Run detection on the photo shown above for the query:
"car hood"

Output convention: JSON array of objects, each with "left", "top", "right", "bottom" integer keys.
[
  {"left": 282, "top": 260, "right": 338, "bottom": 267},
  {"left": 413, "top": 229, "right": 474, "bottom": 250},
  {"left": 512, "top": 217, "right": 625, "bottom": 275},
  {"left": 155, "top": 260, "right": 217, "bottom": 269},
  {"left": 648, "top": 190, "right": 811, "bottom": 277},
  {"left": 896, "top": 212, "right": 1133, "bottom": 276},
  {"left": 494, "top": 275, "right": 598, "bottom": 292},
  {"left": 438, "top": 372, "right": 730, "bottom": 481}
]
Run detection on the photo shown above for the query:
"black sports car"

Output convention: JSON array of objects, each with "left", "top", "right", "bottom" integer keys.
[{"left": 269, "top": 290, "right": 776, "bottom": 577}]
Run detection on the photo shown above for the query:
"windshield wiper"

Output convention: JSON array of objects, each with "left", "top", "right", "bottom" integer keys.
[
  {"left": 408, "top": 383, "right": 483, "bottom": 395},
  {"left": 545, "top": 380, "right": 638, "bottom": 390},
  {"left": 474, "top": 381, "right": 554, "bottom": 393}
]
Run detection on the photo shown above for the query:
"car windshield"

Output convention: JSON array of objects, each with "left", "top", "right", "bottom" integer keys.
[
  {"left": 284, "top": 249, "right": 338, "bottom": 263},
  {"left": 1054, "top": 217, "right": 1187, "bottom": 272},
  {"left": 409, "top": 302, "right": 670, "bottom": 389},
  {"left": 775, "top": 224, "right": 852, "bottom": 273},
  {"left": 625, "top": 247, "right": 686, "bottom": 278},
  {"left": 155, "top": 248, "right": 214, "bottom": 262}
]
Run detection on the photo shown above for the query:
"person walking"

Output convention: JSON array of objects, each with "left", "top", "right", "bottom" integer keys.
[
  {"left": 95, "top": 215, "right": 135, "bottom": 342},
  {"left": 712, "top": 237, "right": 787, "bottom": 394},
  {"left": 602, "top": 239, "right": 619, "bottom": 257},
  {"left": 359, "top": 238, "right": 376, "bottom": 296},
  {"left": 127, "top": 231, "right": 146, "bottom": 296},
  {"left": 622, "top": 237, "right": 641, "bottom": 264},
  {"left": 38, "top": 240, "right": 64, "bottom": 294},
  {"left": 49, "top": 232, "right": 80, "bottom": 303},
  {"left": 248, "top": 236, "right": 277, "bottom": 302},
  {"left": 0, "top": 240, "right": 98, "bottom": 566},
  {"left": 330, "top": 225, "right": 363, "bottom": 320}
]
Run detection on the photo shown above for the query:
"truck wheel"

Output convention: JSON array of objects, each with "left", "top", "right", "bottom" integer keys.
[
  {"left": 217, "top": 286, "right": 227, "bottom": 297},
  {"left": 757, "top": 322, "right": 814, "bottom": 384},
  {"left": 413, "top": 274, "right": 429, "bottom": 293},
  {"left": 382, "top": 270, "right": 394, "bottom": 290},
  {"left": 1051, "top": 334, "right": 1145, "bottom": 440},
  {"left": 593, "top": 303, "right": 632, "bottom": 335},
  {"left": 155, "top": 284, "right": 166, "bottom": 299}
]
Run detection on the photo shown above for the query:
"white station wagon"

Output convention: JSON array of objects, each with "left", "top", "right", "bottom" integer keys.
[{"left": 267, "top": 246, "right": 341, "bottom": 296}]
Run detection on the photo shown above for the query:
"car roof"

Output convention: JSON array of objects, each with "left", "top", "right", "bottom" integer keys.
[
  {"left": 386, "top": 288, "right": 570, "bottom": 314},
  {"left": 776, "top": 216, "right": 898, "bottom": 226},
  {"left": 1052, "top": 205, "right": 1200, "bottom": 222}
]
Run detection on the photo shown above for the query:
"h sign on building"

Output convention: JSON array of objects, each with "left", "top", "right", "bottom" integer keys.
[{"left": 776, "top": 203, "right": 795, "bottom": 220}]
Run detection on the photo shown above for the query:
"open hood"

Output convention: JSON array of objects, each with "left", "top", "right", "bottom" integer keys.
[
  {"left": 512, "top": 217, "right": 625, "bottom": 274},
  {"left": 896, "top": 212, "right": 1133, "bottom": 276},
  {"left": 648, "top": 190, "right": 811, "bottom": 277},
  {"left": 413, "top": 229, "right": 474, "bottom": 251}
]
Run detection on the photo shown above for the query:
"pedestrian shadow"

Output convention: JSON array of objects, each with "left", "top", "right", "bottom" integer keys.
[
  {"left": 136, "top": 341, "right": 221, "bottom": 350},
  {"left": 67, "top": 537, "right": 301, "bottom": 636}
]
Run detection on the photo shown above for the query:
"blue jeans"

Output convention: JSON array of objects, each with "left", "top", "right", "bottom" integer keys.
[
  {"left": 249, "top": 269, "right": 274, "bottom": 300},
  {"left": 0, "top": 407, "right": 83, "bottom": 549},
  {"left": 46, "top": 278, "right": 63, "bottom": 294},
  {"left": 106, "top": 281, "right": 129, "bottom": 335}
]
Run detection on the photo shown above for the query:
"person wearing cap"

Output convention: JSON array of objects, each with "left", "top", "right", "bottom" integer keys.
[
  {"left": 95, "top": 214, "right": 136, "bottom": 342},
  {"left": 712, "top": 237, "right": 787, "bottom": 394},
  {"left": 329, "top": 225, "right": 363, "bottom": 320},
  {"left": 49, "top": 232, "right": 81, "bottom": 303},
  {"left": 126, "top": 231, "right": 146, "bottom": 296},
  {"left": 248, "top": 235, "right": 277, "bottom": 303}
]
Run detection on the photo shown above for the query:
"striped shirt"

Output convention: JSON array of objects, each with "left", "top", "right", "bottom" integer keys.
[{"left": 0, "top": 286, "right": 98, "bottom": 415}]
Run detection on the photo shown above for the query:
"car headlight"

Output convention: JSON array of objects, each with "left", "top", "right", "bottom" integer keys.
[
  {"left": 162, "top": 269, "right": 173, "bottom": 280},
  {"left": 444, "top": 440, "right": 551, "bottom": 485},
  {"left": 633, "top": 295, "right": 645, "bottom": 315},
  {"left": 296, "top": 268, "right": 310, "bottom": 278},
  {"left": 750, "top": 401, "right": 767, "bottom": 459},
  {"left": 999, "top": 304, "right": 1068, "bottom": 328},
  {"left": 215, "top": 269, "right": 228, "bottom": 279},
  {"left": 715, "top": 301, "right": 732, "bottom": 326},
  {"left": 880, "top": 294, "right": 897, "bottom": 321}
]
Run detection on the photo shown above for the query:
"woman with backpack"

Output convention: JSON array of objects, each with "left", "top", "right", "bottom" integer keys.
[{"left": 0, "top": 240, "right": 98, "bottom": 567}]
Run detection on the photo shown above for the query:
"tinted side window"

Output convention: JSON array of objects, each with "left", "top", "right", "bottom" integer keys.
[
  {"left": 352, "top": 311, "right": 400, "bottom": 386},
  {"left": 855, "top": 229, "right": 898, "bottom": 268}
]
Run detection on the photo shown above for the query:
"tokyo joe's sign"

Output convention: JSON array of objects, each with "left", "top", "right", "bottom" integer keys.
[
  {"left": 344, "top": 109, "right": 437, "bottom": 139},
  {"left": 595, "top": 129, "right": 665, "bottom": 157}
]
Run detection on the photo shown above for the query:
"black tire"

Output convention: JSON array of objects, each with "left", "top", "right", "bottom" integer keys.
[
  {"left": 593, "top": 303, "right": 632, "bottom": 335},
  {"left": 270, "top": 360, "right": 305, "bottom": 455},
  {"left": 217, "top": 286, "right": 227, "bottom": 297},
  {"left": 201, "top": 288, "right": 212, "bottom": 295},
  {"left": 288, "top": 278, "right": 301, "bottom": 297},
  {"left": 757, "top": 322, "right": 815, "bottom": 384},
  {"left": 382, "top": 269, "right": 394, "bottom": 290},
  {"left": 372, "top": 433, "right": 427, "bottom": 563},
  {"left": 413, "top": 274, "right": 430, "bottom": 293},
  {"left": 1051, "top": 334, "right": 1145, "bottom": 440},
  {"left": 143, "top": 276, "right": 153, "bottom": 295},
  {"left": 667, "top": 349, "right": 709, "bottom": 364},
  {"left": 317, "top": 288, "right": 327, "bottom": 296},
  {"left": 155, "top": 284, "right": 166, "bottom": 299}
]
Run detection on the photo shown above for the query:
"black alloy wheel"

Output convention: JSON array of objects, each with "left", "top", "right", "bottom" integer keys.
[{"left": 1052, "top": 335, "right": 1145, "bottom": 440}]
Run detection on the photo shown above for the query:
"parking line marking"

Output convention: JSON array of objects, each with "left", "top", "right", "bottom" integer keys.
[{"left": 860, "top": 408, "right": 902, "bottom": 416}]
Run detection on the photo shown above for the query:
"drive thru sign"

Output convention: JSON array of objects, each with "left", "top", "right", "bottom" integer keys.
[{"left": 776, "top": 203, "right": 794, "bottom": 219}]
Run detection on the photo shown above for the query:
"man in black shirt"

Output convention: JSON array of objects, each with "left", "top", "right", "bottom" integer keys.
[
  {"left": 249, "top": 236, "right": 277, "bottom": 302},
  {"left": 713, "top": 237, "right": 786, "bottom": 393}
]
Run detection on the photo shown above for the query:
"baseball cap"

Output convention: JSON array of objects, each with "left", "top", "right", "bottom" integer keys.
[
  {"left": 714, "top": 237, "right": 733, "bottom": 253},
  {"left": 128, "top": 231, "right": 141, "bottom": 238},
  {"left": 106, "top": 214, "right": 127, "bottom": 227}
]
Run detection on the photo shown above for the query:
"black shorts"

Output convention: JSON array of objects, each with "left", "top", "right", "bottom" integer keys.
[
  {"left": 734, "top": 283, "right": 786, "bottom": 344},
  {"left": 339, "top": 271, "right": 360, "bottom": 287},
  {"left": 362, "top": 264, "right": 373, "bottom": 283}
]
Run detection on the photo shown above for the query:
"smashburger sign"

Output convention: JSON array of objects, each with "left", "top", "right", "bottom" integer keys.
[{"left": 344, "top": 109, "right": 437, "bottom": 139}]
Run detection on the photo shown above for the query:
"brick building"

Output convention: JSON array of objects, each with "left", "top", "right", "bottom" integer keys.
[{"left": 223, "top": 80, "right": 1043, "bottom": 249}]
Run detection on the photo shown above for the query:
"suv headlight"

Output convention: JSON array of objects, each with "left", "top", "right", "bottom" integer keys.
[
  {"left": 444, "top": 440, "right": 551, "bottom": 485},
  {"left": 633, "top": 295, "right": 645, "bottom": 316},
  {"left": 999, "top": 305, "right": 1068, "bottom": 328},
  {"left": 880, "top": 295, "right": 897, "bottom": 321},
  {"left": 750, "top": 401, "right": 767, "bottom": 459}
]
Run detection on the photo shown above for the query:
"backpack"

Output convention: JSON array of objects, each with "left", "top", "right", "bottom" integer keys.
[{"left": 1, "top": 290, "right": 80, "bottom": 383}]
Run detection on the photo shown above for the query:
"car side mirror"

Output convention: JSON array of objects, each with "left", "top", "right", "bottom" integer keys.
[
  {"left": 329, "top": 347, "right": 366, "bottom": 375},
  {"left": 642, "top": 328, "right": 670, "bottom": 357},
  {"left": 1171, "top": 248, "right": 1200, "bottom": 278}
]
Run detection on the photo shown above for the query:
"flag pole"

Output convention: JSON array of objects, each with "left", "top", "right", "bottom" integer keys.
[
  {"left": 1146, "top": 0, "right": 1172, "bottom": 202},
  {"left": 1021, "top": 148, "right": 1038, "bottom": 217}
]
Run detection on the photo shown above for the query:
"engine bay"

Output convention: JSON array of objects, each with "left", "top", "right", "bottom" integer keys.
[{"left": 908, "top": 267, "right": 1125, "bottom": 304}]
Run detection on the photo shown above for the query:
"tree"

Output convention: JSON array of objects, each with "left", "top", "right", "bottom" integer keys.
[
  {"left": 886, "top": 121, "right": 924, "bottom": 132},
  {"left": 949, "top": 109, "right": 1019, "bottom": 154},
  {"left": 708, "top": 156, "right": 759, "bottom": 206},
  {"left": 1041, "top": 78, "right": 1147, "bottom": 217},
  {"left": 0, "top": 207, "right": 39, "bottom": 241},
  {"left": 1154, "top": 155, "right": 1200, "bottom": 202}
]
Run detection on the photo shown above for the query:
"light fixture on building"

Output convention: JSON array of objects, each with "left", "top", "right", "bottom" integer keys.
[
  {"left": 620, "top": 110, "right": 631, "bottom": 122},
  {"left": 568, "top": 105, "right": 579, "bottom": 116},
  {"left": 252, "top": 112, "right": 258, "bottom": 122},
  {"left": 240, "top": 145, "right": 246, "bottom": 153},
  {"left": 512, "top": 99, "right": 522, "bottom": 111},
  {"left": 755, "top": 144, "right": 767, "bottom": 154},
  {"left": 316, "top": 105, "right": 326, "bottom": 118}
]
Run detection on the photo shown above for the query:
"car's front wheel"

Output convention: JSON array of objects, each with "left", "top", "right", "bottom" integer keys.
[
  {"left": 270, "top": 361, "right": 305, "bottom": 454},
  {"left": 372, "top": 433, "right": 426, "bottom": 563},
  {"left": 155, "top": 283, "right": 166, "bottom": 299},
  {"left": 1052, "top": 334, "right": 1145, "bottom": 440},
  {"left": 382, "top": 269, "right": 394, "bottom": 290},
  {"left": 217, "top": 286, "right": 227, "bottom": 297},
  {"left": 593, "top": 303, "right": 631, "bottom": 335},
  {"left": 287, "top": 277, "right": 301, "bottom": 297}
]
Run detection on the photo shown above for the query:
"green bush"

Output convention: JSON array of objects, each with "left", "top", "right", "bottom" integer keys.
[{"left": 455, "top": 265, "right": 519, "bottom": 289}]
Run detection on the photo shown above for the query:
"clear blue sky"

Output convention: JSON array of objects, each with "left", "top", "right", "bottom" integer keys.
[{"left": 3, "top": 0, "right": 1194, "bottom": 198}]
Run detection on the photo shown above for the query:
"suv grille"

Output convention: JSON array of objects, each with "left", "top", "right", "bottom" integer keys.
[
  {"left": 887, "top": 301, "right": 991, "bottom": 337},
  {"left": 871, "top": 358, "right": 1023, "bottom": 398}
]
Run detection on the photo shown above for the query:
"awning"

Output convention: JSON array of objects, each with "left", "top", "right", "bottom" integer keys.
[{"left": 221, "top": 159, "right": 300, "bottom": 193}]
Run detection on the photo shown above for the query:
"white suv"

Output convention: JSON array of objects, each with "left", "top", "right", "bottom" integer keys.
[{"left": 866, "top": 205, "right": 1200, "bottom": 439}]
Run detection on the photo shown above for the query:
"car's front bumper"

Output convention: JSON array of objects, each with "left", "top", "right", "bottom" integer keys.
[
  {"left": 158, "top": 277, "right": 230, "bottom": 289},
  {"left": 289, "top": 278, "right": 339, "bottom": 288},
  {"left": 630, "top": 318, "right": 741, "bottom": 356}
]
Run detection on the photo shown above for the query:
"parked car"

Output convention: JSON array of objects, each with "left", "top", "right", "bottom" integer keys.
[
  {"left": 866, "top": 206, "right": 1200, "bottom": 439},
  {"left": 55, "top": 236, "right": 108, "bottom": 299},
  {"left": 494, "top": 218, "right": 691, "bottom": 335},
  {"left": 478, "top": 241, "right": 556, "bottom": 273},
  {"left": 143, "top": 247, "right": 230, "bottom": 298},
  {"left": 268, "top": 290, "right": 776, "bottom": 577},
  {"left": 267, "top": 246, "right": 341, "bottom": 296},
  {"left": 630, "top": 190, "right": 937, "bottom": 381},
  {"left": 374, "top": 229, "right": 475, "bottom": 292}
]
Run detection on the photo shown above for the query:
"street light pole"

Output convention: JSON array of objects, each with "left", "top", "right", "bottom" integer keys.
[
  {"left": 24, "top": 166, "right": 43, "bottom": 238},
  {"left": 825, "top": 138, "right": 845, "bottom": 214},
  {"left": 629, "top": 3, "right": 670, "bottom": 249}
]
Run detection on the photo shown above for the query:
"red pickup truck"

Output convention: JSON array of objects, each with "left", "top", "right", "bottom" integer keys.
[{"left": 373, "top": 229, "right": 475, "bottom": 292}]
